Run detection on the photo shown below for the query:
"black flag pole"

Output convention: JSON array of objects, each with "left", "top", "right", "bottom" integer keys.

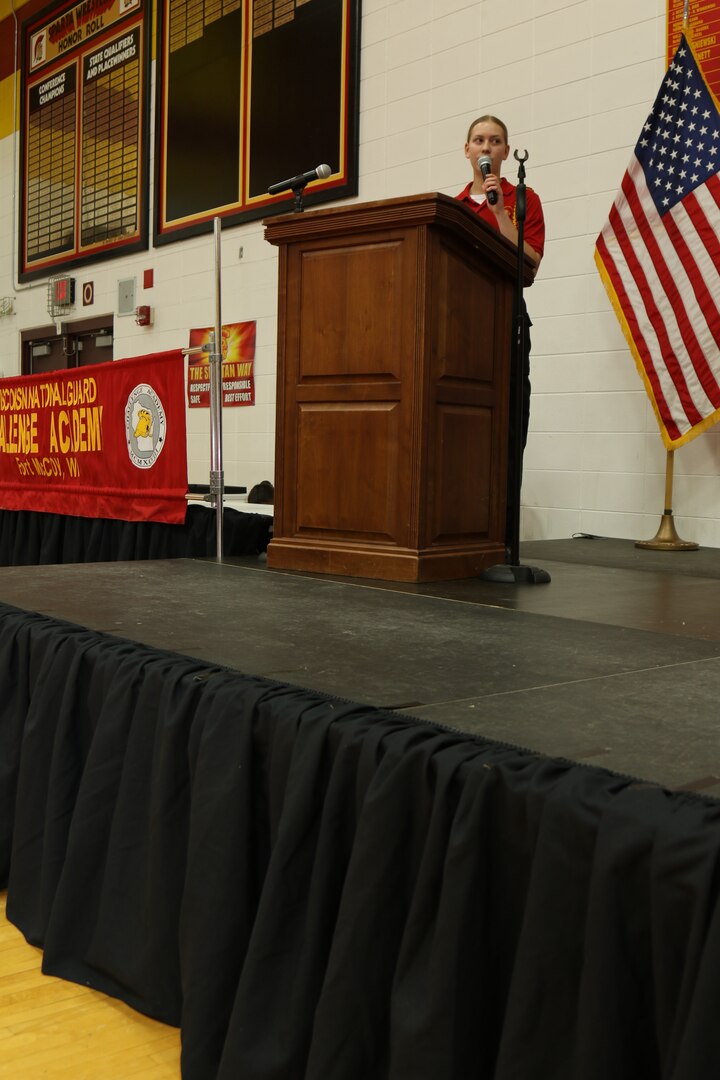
[{"left": 481, "top": 149, "right": 550, "bottom": 585}]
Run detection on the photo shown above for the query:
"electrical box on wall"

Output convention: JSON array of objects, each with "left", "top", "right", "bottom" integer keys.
[{"left": 117, "top": 278, "right": 136, "bottom": 316}]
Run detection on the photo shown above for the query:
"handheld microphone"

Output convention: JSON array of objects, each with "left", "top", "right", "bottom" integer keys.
[
  {"left": 477, "top": 155, "right": 498, "bottom": 205},
  {"left": 267, "top": 164, "right": 332, "bottom": 196}
]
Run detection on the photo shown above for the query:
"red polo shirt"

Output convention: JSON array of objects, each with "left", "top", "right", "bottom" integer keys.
[{"left": 456, "top": 178, "right": 545, "bottom": 260}]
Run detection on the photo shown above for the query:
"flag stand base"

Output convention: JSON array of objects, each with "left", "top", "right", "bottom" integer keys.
[{"left": 635, "top": 511, "right": 698, "bottom": 551}]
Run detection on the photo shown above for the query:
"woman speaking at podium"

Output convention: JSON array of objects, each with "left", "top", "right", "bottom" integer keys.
[{"left": 456, "top": 115, "right": 545, "bottom": 510}]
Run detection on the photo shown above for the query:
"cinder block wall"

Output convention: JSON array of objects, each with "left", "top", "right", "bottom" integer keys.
[{"left": 3, "top": 0, "right": 715, "bottom": 544}]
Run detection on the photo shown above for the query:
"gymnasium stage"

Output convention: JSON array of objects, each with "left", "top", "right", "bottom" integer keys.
[{"left": 3, "top": 534, "right": 720, "bottom": 1079}]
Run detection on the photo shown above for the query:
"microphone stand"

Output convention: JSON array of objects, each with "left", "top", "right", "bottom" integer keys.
[
  {"left": 292, "top": 182, "right": 309, "bottom": 213},
  {"left": 481, "top": 150, "right": 550, "bottom": 585}
]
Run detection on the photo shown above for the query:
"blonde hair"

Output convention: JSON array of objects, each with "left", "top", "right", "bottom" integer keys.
[{"left": 466, "top": 115, "right": 509, "bottom": 144}]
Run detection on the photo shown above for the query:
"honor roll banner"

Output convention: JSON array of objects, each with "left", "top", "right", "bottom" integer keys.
[{"left": 0, "top": 351, "right": 188, "bottom": 523}]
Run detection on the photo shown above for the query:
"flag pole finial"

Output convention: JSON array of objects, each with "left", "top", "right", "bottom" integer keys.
[{"left": 683, "top": 0, "right": 690, "bottom": 29}]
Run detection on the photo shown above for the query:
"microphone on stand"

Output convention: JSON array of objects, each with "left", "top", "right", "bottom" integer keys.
[
  {"left": 267, "top": 164, "right": 332, "bottom": 196},
  {"left": 477, "top": 155, "right": 498, "bottom": 205}
]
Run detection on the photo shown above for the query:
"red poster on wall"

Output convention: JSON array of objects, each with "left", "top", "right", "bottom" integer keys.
[
  {"left": 0, "top": 350, "right": 188, "bottom": 523},
  {"left": 668, "top": 1, "right": 720, "bottom": 95},
  {"left": 187, "top": 321, "right": 256, "bottom": 407}
]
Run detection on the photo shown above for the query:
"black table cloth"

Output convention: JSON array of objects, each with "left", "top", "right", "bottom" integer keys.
[
  {"left": 2, "top": 601, "right": 720, "bottom": 1079},
  {"left": 0, "top": 504, "right": 271, "bottom": 565}
]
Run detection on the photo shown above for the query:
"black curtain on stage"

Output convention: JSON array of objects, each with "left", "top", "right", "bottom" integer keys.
[
  {"left": 0, "top": 505, "right": 271, "bottom": 564},
  {"left": 3, "top": 601, "right": 720, "bottom": 1080}
]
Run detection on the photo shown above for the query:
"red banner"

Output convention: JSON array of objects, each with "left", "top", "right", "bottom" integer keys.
[
  {"left": 668, "top": 2, "right": 720, "bottom": 98},
  {"left": 187, "top": 322, "right": 256, "bottom": 407},
  {"left": 0, "top": 350, "right": 188, "bottom": 523}
]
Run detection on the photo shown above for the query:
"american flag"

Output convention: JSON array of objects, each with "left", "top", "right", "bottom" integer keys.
[{"left": 595, "top": 33, "right": 720, "bottom": 448}]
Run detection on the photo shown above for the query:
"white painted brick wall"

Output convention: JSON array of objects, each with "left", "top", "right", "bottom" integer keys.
[{"left": 2, "top": 0, "right": 717, "bottom": 545}]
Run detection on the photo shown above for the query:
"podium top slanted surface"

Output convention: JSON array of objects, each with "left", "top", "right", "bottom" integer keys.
[{"left": 263, "top": 191, "right": 535, "bottom": 286}]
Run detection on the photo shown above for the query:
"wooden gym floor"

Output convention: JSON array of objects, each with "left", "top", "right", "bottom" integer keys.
[{"left": 0, "top": 894, "right": 180, "bottom": 1079}]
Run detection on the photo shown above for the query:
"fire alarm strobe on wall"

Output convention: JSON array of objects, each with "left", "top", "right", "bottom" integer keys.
[
  {"left": 135, "top": 305, "right": 152, "bottom": 326},
  {"left": 47, "top": 275, "right": 76, "bottom": 320},
  {"left": 52, "top": 277, "right": 74, "bottom": 305}
]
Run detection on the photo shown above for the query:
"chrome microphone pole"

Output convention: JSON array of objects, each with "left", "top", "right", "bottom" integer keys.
[
  {"left": 209, "top": 216, "right": 224, "bottom": 562},
  {"left": 481, "top": 149, "right": 550, "bottom": 585}
]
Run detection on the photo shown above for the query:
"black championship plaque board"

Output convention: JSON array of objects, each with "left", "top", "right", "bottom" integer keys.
[
  {"left": 155, "top": 0, "right": 361, "bottom": 242},
  {"left": 20, "top": 0, "right": 150, "bottom": 281}
]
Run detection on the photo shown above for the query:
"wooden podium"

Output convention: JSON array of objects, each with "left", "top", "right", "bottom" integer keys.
[{"left": 264, "top": 192, "right": 533, "bottom": 582}]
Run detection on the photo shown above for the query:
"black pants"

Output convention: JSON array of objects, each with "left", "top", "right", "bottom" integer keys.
[{"left": 505, "top": 310, "right": 531, "bottom": 545}]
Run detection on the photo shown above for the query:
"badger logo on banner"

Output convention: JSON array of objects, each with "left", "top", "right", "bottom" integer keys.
[{"left": 125, "top": 383, "right": 166, "bottom": 469}]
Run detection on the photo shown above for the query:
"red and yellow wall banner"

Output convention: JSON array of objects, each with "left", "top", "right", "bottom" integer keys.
[
  {"left": 187, "top": 322, "right": 256, "bottom": 408},
  {"left": 668, "top": 1, "right": 720, "bottom": 95},
  {"left": 0, "top": 351, "right": 188, "bottom": 523}
]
